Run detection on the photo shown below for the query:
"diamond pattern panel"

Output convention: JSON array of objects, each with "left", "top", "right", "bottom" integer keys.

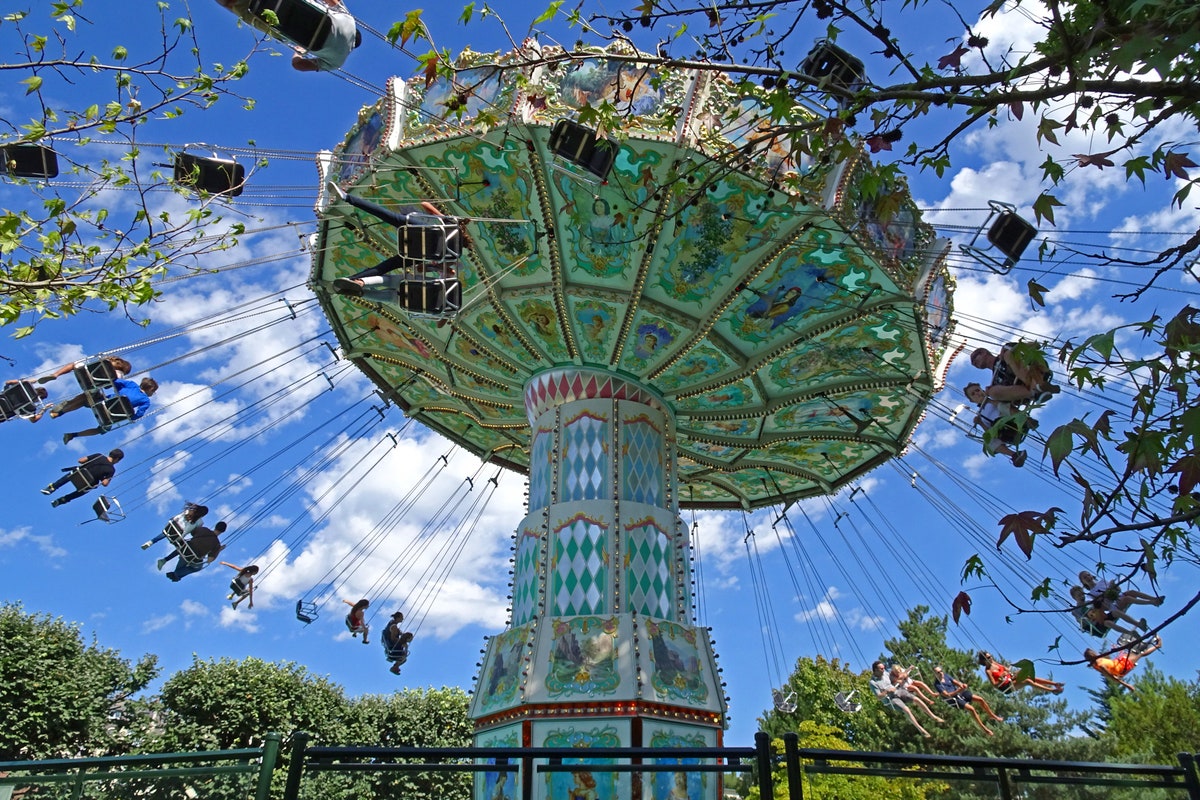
[
  {"left": 529, "top": 426, "right": 553, "bottom": 509},
  {"left": 561, "top": 411, "right": 609, "bottom": 502},
  {"left": 512, "top": 527, "right": 542, "bottom": 627},
  {"left": 552, "top": 516, "right": 608, "bottom": 616},
  {"left": 621, "top": 414, "right": 663, "bottom": 505},
  {"left": 626, "top": 522, "right": 672, "bottom": 618}
]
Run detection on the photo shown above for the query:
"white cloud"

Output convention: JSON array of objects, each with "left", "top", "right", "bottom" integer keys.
[
  {"left": 0, "top": 526, "right": 67, "bottom": 559},
  {"left": 141, "top": 613, "right": 176, "bottom": 634}
]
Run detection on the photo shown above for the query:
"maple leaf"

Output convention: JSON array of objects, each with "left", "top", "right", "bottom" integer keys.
[
  {"left": 952, "top": 591, "right": 972, "bottom": 624},
  {"left": 1074, "top": 152, "right": 1115, "bottom": 169},
  {"left": 1164, "top": 150, "right": 1198, "bottom": 180},
  {"left": 996, "top": 509, "right": 1058, "bottom": 558},
  {"left": 1167, "top": 453, "right": 1200, "bottom": 496},
  {"left": 865, "top": 135, "right": 892, "bottom": 153},
  {"left": 937, "top": 44, "right": 970, "bottom": 70},
  {"left": 421, "top": 52, "right": 440, "bottom": 89}
]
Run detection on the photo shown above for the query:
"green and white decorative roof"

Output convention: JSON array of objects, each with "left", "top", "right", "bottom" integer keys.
[{"left": 311, "top": 43, "right": 955, "bottom": 510}]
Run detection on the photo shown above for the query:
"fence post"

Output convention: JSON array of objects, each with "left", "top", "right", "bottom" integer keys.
[
  {"left": 754, "top": 732, "right": 774, "bottom": 800},
  {"left": 281, "top": 731, "right": 311, "bottom": 800},
  {"left": 1179, "top": 753, "right": 1200, "bottom": 800},
  {"left": 255, "top": 733, "right": 282, "bottom": 800},
  {"left": 783, "top": 732, "right": 803, "bottom": 800},
  {"left": 995, "top": 764, "right": 1015, "bottom": 800}
]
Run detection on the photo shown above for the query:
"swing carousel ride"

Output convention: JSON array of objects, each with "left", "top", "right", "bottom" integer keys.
[{"left": 309, "top": 41, "right": 954, "bottom": 797}]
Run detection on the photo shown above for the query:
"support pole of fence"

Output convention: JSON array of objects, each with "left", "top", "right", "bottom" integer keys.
[
  {"left": 996, "top": 765, "right": 1015, "bottom": 800},
  {"left": 1179, "top": 752, "right": 1200, "bottom": 800},
  {"left": 255, "top": 733, "right": 282, "bottom": 800},
  {"left": 783, "top": 732, "right": 803, "bottom": 800},
  {"left": 755, "top": 732, "right": 774, "bottom": 800},
  {"left": 281, "top": 731, "right": 310, "bottom": 800}
]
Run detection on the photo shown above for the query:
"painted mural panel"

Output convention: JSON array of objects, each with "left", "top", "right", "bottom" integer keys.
[
  {"left": 545, "top": 616, "right": 620, "bottom": 697},
  {"left": 478, "top": 624, "right": 532, "bottom": 713},
  {"left": 644, "top": 618, "right": 708, "bottom": 704},
  {"left": 475, "top": 725, "right": 520, "bottom": 800},
  {"left": 539, "top": 724, "right": 626, "bottom": 800},
  {"left": 643, "top": 724, "right": 716, "bottom": 800}
]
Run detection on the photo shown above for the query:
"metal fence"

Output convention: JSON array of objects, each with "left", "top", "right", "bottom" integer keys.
[{"left": 2, "top": 732, "right": 1197, "bottom": 800}]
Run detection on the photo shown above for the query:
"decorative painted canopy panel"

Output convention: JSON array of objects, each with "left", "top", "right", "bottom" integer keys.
[{"left": 311, "top": 44, "right": 955, "bottom": 509}]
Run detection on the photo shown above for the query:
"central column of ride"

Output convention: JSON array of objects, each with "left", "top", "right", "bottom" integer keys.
[{"left": 471, "top": 368, "right": 726, "bottom": 800}]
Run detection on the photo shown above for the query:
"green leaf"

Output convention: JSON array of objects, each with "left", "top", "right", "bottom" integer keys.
[
  {"left": 533, "top": 1, "right": 564, "bottom": 25},
  {"left": 1032, "top": 192, "right": 1064, "bottom": 226},
  {"left": 21, "top": 75, "right": 42, "bottom": 95}
]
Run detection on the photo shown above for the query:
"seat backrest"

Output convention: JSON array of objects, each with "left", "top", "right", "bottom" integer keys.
[
  {"left": 74, "top": 359, "right": 119, "bottom": 393},
  {"left": 1, "top": 145, "right": 59, "bottom": 179},
  {"left": 247, "top": 0, "right": 331, "bottom": 52},
  {"left": 69, "top": 468, "right": 98, "bottom": 491},
  {"left": 0, "top": 381, "right": 38, "bottom": 418},
  {"left": 399, "top": 224, "right": 447, "bottom": 261},
  {"left": 548, "top": 120, "right": 617, "bottom": 180},
  {"left": 174, "top": 153, "right": 246, "bottom": 197},
  {"left": 987, "top": 211, "right": 1037, "bottom": 262}
]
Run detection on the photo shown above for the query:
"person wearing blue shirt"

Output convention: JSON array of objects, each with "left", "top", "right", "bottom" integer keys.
[{"left": 51, "top": 376, "right": 158, "bottom": 443}]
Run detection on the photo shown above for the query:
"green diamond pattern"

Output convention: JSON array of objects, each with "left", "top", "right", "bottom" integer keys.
[
  {"left": 512, "top": 530, "right": 541, "bottom": 626},
  {"left": 562, "top": 414, "right": 608, "bottom": 502},
  {"left": 530, "top": 429, "right": 552, "bottom": 509},
  {"left": 626, "top": 526, "right": 671, "bottom": 617},
  {"left": 553, "top": 519, "right": 607, "bottom": 616},
  {"left": 621, "top": 418, "right": 662, "bottom": 504}
]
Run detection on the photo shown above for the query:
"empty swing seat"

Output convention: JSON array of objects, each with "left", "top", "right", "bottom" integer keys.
[
  {"left": 72, "top": 359, "right": 120, "bottom": 393},
  {"left": 0, "top": 144, "right": 59, "bottom": 179},
  {"left": 548, "top": 119, "right": 619, "bottom": 180},
  {"left": 296, "top": 600, "right": 318, "bottom": 624},
  {"left": 397, "top": 277, "right": 461, "bottom": 317},
  {"left": 960, "top": 200, "right": 1038, "bottom": 274},
  {"left": 246, "top": 0, "right": 331, "bottom": 52},
  {"left": 397, "top": 213, "right": 462, "bottom": 265},
  {"left": 174, "top": 153, "right": 246, "bottom": 197},
  {"left": 92, "top": 495, "right": 126, "bottom": 524},
  {"left": 0, "top": 381, "right": 42, "bottom": 421},
  {"left": 800, "top": 41, "right": 867, "bottom": 105}
]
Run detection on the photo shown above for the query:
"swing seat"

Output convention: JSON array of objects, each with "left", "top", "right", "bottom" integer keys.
[
  {"left": 1, "top": 144, "right": 59, "bottom": 179},
  {"left": 834, "top": 691, "right": 862, "bottom": 713},
  {"left": 72, "top": 359, "right": 120, "bottom": 393},
  {"left": 160, "top": 517, "right": 205, "bottom": 566},
  {"left": 92, "top": 495, "right": 125, "bottom": 523},
  {"left": 174, "top": 153, "right": 246, "bottom": 197},
  {"left": 800, "top": 41, "right": 867, "bottom": 107},
  {"left": 63, "top": 468, "right": 99, "bottom": 493},
  {"left": 772, "top": 689, "right": 797, "bottom": 714},
  {"left": 0, "top": 381, "right": 42, "bottom": 421},
  {"left": 548, "top": 119, "right": 618, "bottom": 181},
  {"left": 296, "top": 600, "right": 318, "bottom": 624},
  {"left": 960, "top": 200, "right": 1037, "bottom": 275},
  {"left": 87, "top": 394, "right": 136, "bottom": 430},
  {"left": 396, "top": 277, "right": 461, "bottom": 317},
  {"left": 246, "top": 0, "right": 332, "bottom": 52},
  {"left": 396, "top": 213, "right": 462, "bottom": 265}
]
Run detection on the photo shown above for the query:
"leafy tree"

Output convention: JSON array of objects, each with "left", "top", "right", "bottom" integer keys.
[
  {"left": 0, "top": 602, "right": 158, "bottom": 759},
  {"left": 155, "top": 656, "right": 352, "bottom": 750},
  {"left": 1, "top": 1, "right": 256, "bottom": 332},
  {"left": 342, "top": 688, "right": 474, "bottom": 800},
  {"left": 1097, "top": 665, "right": 1200, "bottom": 765},
  {"left": 759, "top": 655, "right": 896, "bottom": 752}
]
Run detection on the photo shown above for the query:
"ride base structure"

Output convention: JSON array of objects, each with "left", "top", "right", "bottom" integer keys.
[{"left": 311, "top": 42, "right": 955, "bottom": 800}]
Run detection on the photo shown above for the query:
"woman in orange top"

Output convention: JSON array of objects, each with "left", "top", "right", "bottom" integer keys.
[
  {"left": 1084, "top": 636, "right": 1162, "bottom": 692},
  {"left": 976, "top": 651, "right": 1065, "bottom": 693}
]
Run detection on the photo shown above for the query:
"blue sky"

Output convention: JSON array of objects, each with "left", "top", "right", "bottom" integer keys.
[{"left": 1, "top": 0, "right": 1198, "bottom": 748}]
